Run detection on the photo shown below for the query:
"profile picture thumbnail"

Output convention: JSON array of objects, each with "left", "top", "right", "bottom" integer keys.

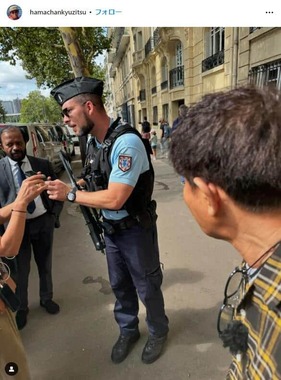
[{"left": 7, "top": 4, "right": 22, "bottom": 20}]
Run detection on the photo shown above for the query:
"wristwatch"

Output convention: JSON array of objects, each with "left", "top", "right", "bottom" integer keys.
[{"left": 66, "top": 187, "right": 77, "bottom": 202}]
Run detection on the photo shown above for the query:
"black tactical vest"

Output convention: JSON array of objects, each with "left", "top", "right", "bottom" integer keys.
[{"left": 91, "top": 122, "right": 155, "bottom": 218}]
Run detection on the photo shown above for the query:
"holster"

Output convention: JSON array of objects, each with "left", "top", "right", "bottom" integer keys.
[{"left": 136, "top": 200, "right": 158, "bottom": 229}]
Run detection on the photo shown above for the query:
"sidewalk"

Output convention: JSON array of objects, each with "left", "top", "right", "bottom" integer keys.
[{"left": 21, "top": 155, "right": 239, "bottom": 380}]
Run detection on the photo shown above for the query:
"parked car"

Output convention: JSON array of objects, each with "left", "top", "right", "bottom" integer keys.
[
  {"left": 52, "top": 124, "right": 75, "bottom": 159},
  {"left": 65, "top": 125, "right": 79, "bottom": 147},
  {"left": 0, "top": 123, "right": 64, "bottom": 174}
]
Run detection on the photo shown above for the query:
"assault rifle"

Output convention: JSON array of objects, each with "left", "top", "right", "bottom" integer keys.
[{"left": 59, "top": 151, "right": 106, "bottom": 254}]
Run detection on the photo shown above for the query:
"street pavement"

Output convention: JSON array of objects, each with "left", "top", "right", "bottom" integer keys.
[{"left": 21, "top": 153, "right": 241, "bottom": 380}]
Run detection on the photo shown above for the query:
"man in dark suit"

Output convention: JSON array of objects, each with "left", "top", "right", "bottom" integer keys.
[{"left": 0, "top": 126, "right": 63, "bottom": 330}]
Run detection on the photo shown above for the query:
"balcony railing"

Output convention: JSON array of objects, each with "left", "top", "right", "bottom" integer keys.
[
  {"left": 249, "top": 27, "right": 262, "bottom": 34},
  {"left": 138, "top": 89, "right": 146, "bottom": 102},
  {"left": 248, "top": 59, "right": 281, "bottom": 89},
  {"left": 145, "top": 38, "right": 154, "bottom": 56},
  {"left": 153, "top": 28, "right": 161, "bottom": 47},
  {"left": 144, "top": 29, "right": 161, "bottom": 57},
  {"left": 161, "top": 80, "right": 168, "bottom": 90},
  {"left": 202, "top": 50, "right": 224, "bottom": 72},
  {"left": 169, "top": 66, "right": 184, "bottom": 89}
]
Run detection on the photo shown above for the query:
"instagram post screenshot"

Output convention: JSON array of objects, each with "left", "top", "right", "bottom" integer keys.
[{"left": 0, "top": 0, "right": 281, "bottom": 379}]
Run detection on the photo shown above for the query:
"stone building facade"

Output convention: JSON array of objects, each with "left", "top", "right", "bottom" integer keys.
[{"left": 106, "top": 27, "right": 281, "bottom": 128}]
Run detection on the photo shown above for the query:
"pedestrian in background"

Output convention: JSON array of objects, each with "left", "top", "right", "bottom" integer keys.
[
  {"left": 150, "top": 130, "right": 158, "bottom": 160},
  {"left": 159, "top": 119, "right": 171, "bottom": 158},
  {"left": 0, "top": 172, "right": 47, "bottom": 380},
  {"left": 49, "top": 77, "right": 169, "bottom": 365},
  {"left": 0, "top": 126, "right": 63, "bottom": 330},
  {"left": 171, "top": 104, "right": 188, "bottom": 133},
  {"left": 141, "top": 116, "right": 151, "bottom": 139},
  {"left": 170, "top": 85, "right": 281, "bottom": 379}
]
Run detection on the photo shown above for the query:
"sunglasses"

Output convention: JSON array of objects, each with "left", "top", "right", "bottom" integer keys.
[
  {"left": 61, "top": 101, "right": 88, "bottom": 118},
  {"left": 10, "top": 10, "right": 19, "bottom": 13}
]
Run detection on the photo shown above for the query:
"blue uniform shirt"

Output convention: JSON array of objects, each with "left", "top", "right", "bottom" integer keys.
[{"left": 101, "top": 127, "right": 149, "bottom": 220}]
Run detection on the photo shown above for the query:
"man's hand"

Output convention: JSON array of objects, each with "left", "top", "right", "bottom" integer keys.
[
  {"left": 46, "top": 179, "right": 71, "bottom": 201},
  {"left": 18, "top": 174, "right": 48, "bottom": 205}
]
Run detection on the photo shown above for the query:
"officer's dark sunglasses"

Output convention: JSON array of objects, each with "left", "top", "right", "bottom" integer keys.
[
  {"left": 217, "top": 264, "right": 247, "bottom": 336},
  {"left": 10, "top": 10, "right": 19, "bottom": 13},
  {"left": 61, "top": 100, "right": 88, "bottom": 118}
]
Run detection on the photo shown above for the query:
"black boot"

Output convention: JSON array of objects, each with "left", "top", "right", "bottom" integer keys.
[
  {"left": 141, "top": 335, "right": 167, "bottom": 364},
  {"left": 111, "top": 332, "right": 140, "bottom": 363}
]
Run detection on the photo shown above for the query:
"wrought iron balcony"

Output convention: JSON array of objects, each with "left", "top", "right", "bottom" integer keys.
[
  {"left": 169, "top": 66, "right": 184, "bottom": 89},
  {"left": 145, "top": 38, "right": 154, "bottom": 56},
  {"left": 161, "top": 80, "right": 168, "bottom": 90},
  {"left": 202, "top": 50, "right": 224, "bottom": 72},
  {"left": 248, "top": 59, "right": 281, "bottom": 89},
  {"left": 138, "top": 89, "right": 146, "bottom": 102},
  {"left": 144, "top": 29, "right": 161, "bottom": 57},
  {"left": 249, "top": 27, "right": 262, "bottom": 34},
  {"left": 153, "top": 28, "right": 161, "bottom": 47}
]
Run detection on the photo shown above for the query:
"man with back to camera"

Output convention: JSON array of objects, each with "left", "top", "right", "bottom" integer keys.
[
  {"left": 0, "top": 126, "right": 63, "bottom": 330},
  {"left": 170, "top": 85, "right": 281, "bottom": 379},
  {"left": 47, "top": 77, "right": 169, "bottom": 364}
]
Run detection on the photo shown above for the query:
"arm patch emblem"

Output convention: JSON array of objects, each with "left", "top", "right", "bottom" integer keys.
[{"left": 118, "top": 155, "right": 132, "bottom": 172}]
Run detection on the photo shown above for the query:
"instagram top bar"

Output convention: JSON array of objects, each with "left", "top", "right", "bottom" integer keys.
[{"left": 0, "top": 0, "right": 280, "bottom": 27}]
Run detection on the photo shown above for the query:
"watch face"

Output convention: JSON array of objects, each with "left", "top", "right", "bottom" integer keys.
[{"left": 67, "top": 191, "right": 76, "bottom": 202}]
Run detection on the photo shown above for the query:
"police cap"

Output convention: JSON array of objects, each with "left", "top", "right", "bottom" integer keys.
[{"left": 51, "top": 77, "right": 104, "bottom": 106}]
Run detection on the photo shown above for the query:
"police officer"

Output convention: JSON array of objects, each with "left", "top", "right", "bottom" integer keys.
[{"left": 48, "top": 77, "right": 169, "bottom": 364}]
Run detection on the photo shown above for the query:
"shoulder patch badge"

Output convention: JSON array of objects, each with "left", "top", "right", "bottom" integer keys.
[{"left": 118, "top": 155, "right": 132, "bottom": 172}]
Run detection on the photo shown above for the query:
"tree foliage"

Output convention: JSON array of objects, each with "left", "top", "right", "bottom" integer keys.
[
  {"left": 0, "top": 27, "right": 111, "bottom": 88},
  {"left": 20, "top": 91, "right": 62, "bottom": 123},
  {"left": 0, "top": 101, "right": 6, "bottom": 122}
]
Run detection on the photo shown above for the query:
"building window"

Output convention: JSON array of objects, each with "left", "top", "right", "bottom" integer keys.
[
  {"left": 210, "top": 27, "right": 224, "bottom": 56},
  {"left": 162, "top": 104, "right": 169, "bottom": 122},
  {"left": 202, "top": 27, "right": 225, "bottom": 72},
  {"left": 161, "top": 57, "right": 168, "bottom": 90},
  {"left": 153, "top": 106, "right": 158, "bottom": 125},
  {"left": 248, "top": 59, "right": 281, "bottom": 90},
  {"left": 176, "top": 42, "right": 183, "bottom": 67}
]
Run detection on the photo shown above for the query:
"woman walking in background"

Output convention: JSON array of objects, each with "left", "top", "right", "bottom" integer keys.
[{"left": 150, "top": 130, "right": 158, "bottom": 160}]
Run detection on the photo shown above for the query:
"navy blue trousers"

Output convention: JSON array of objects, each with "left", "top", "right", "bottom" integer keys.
[{"left": 105, "top": 223, "right": 169, "bottom": 337}]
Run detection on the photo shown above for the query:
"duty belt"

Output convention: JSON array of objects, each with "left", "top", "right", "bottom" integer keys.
[{"left": 102, "top": 216, "right": 139, "bottom": 234}]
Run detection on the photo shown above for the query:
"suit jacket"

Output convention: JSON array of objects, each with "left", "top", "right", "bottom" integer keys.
[{"left": 0, "top": 155, "right": 64, "bottom": 232}]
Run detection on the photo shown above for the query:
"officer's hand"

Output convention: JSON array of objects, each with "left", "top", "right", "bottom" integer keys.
[{"left": 46, "top": 179, "right": 71, "bottom": 201}]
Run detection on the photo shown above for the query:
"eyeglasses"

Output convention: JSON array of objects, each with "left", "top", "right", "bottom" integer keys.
[
  {"left": 10, "top": 10, "right": 19, "bottom": 13},
  {"left": 61, "top": 101, "right": 88, "bottom": 118},
  {"left": 217, "top": 264, "right": 247, "bottom": 336},
  {"left": 217, "top": 240, "right": 281, "bottom": 337}
]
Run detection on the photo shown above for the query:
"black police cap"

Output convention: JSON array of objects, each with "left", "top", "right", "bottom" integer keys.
[{"left": 51, "top": 77, "right": 104, "bottom": 106}]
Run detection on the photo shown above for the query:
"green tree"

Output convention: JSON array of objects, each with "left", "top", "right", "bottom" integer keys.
[
  {"left": 0, "top": 101, "right": 6, "bottom": 123},
  {"left": 20, "top": 91, "right": 62, "bottom": 123},
  {"left": 0, "top": 27, "right": 111, "bottom": 163},
  {"left": 0, "top": 27, "right": 111, "bottom": 88}
]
